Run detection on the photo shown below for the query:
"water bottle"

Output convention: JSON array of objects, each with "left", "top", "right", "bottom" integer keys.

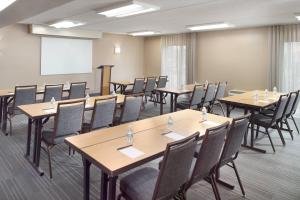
[
  {"left": 112, "top": 91, "right": 117, "bottom": 96},
  {"left": 273, "top": 86, "right": 277, "bottom": 94},
  {"left": 85, "top": 93, "right": 90, "bottom": 100},
  {"left": 254, "top": 90, "right": 259, "bottom": 101},
  {"left": 167, "top": 116, "right": 174, "bottom": 130},
  {"left": 127, "top": 126, "right": 134, "bottom": 145},
  {"left": 50, "top": 97, "right": 56, "bottom": 109},
  {"left": 201, "top": 107, "right": 207, "bottom": 121},
  {"left": 264, "top": 89, "right": 269, "bottom": 100}
]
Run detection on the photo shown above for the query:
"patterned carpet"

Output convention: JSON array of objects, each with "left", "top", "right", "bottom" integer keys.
[{"left": 0, "top": 103, "right": 300, "bottom": 200}]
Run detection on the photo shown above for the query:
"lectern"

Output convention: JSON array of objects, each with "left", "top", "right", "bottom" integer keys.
[{"left": 97, "top": 65, "right": 114, "bottom": 95}]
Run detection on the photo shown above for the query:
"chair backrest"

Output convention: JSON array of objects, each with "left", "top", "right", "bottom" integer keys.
[
  {"left": 90, "top": 97, "right": 116, "bottom": 130},
  {"left": 271, "top": 94, "right": 289, "bottom": 123},
  {"left": 132, "top": 78, "right": 145, "bottom": 94},
  {"left": 219, "top": 115, "right": 250, "bottom": 166},
  {"left": 53, "top": 100, "right": 85, "bottom": 140},
  {"left": 203, "top": 83, "right": 216, "bottom": 104},
  {"left": 157, "top": 76, "right": 168, "bottom": 88},
  {"left": 144, "top": 77, "right": 157, "bottom": 95},
  {"left": 190, "top": 85, "right": 205, "bottom": 106},
  {"left": 188, "top": 122, "right": 230, "bottom": 186},
  {"left": 119, "top": 95, "right": 143, "bottom": 123},
  {"left": 152, "top": 132, "right": 199, "bottom": 200},
  {"left": 13, "top": 85, "right": 37, "bottom": 108},
  {"left": 43, "top": 84, "right": 63, "bottom": 102},
  {"left": 290, "top": 90, "right": 300, "bottom": 116},
  {"left": 283, "top": 92, "right": 298, "bottom": 118},
  {"left": 69, "top": 82, "right": 86, "bottom": 99},
  {"left": 214, "top": 82, "right": 227, "bottom": 100}
]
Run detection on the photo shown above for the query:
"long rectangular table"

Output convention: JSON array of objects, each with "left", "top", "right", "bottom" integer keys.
[
  {"left": 65, "top": 109, "right": 232, "bottom": 200},
  {"left": 18, "top": 94, "right": 124, "bottom": 176},
  {"left": 0, "top": 85, "right": 88, "bottom": 134},
  {"left": 220, "top": 90, "right": 283, "bottom": 153},
  {"left": 154, "top": 84, "right": 195, "bottom": 115}
]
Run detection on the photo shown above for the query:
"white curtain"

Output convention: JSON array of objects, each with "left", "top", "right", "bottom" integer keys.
[
  {"left": 161, "top": 33, "right": 197, "bottom": 88},
  {"left": 269, "top": 24, "right": 300, "bottom": 116}
]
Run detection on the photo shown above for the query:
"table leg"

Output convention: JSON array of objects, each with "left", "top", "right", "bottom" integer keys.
[
  {"left": 170, "top": 94, "right": 174, "bottom": 113},
  {"left": 160, "top": 91, "right": 164, "bottom": 115},
  {"left": 25, "top": 118, "right": 32, "bottom": 156},
  {"left": 0, "top": 97, "right": 3, "bottom": 124},
  {"left": 113, "top": 84, "right": 117, "bottom": 93},
  {"left": 108, "top": 176, "right": 117, "bottom": 200},
  {"left": 101, "top": 171, "right": 108, "bottom": 200},
  {"left": 31, "top": 119, "right": 44, "bottom": 175},
  {"left": 83, "top": 158, "right": 91, "bottom": 200},
  {"left": 1, "top": 97, "right": 8, "bottom": 134},
  {"left": 174, "top": 94, "right": 178, "bottom": 112}
]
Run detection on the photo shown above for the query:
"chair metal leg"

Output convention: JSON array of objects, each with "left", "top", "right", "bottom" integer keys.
[
  {"left": 117, "top": 193, "right": 122, "bottom": 200},
  {"left": 232, "top": 161, "right": 245, "bottom": 196},
  {"left": 210, "top": 174, "right": 221, "bottom": 200},
  {"left": 255, "top": 125, "right": 260, "bottom": 139},
  {"left": 291, "top": 115, "right": 299, "bottom": 134},
  {"left": 285, "top": 119, "right": 294, "bottom": 140},
  {"left": 265, "top": 128, "right": 275, "bottom": 153},
  {"left": 8, "top": 116, "right": 12, "bottom": 136},
  {"left": 275, "top": 123, "right": 286, "bottom": 146}
]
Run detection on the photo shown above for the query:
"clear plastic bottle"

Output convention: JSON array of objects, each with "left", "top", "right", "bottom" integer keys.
[
  {"left": 50, "top": 97, "right": 56, "bottom": 109},
  {"left": 201, "top": 107, "right": 207, "bottom": 121},
  {"left": 273, "top": 86, "right": 277, "bottom": 94},
  {"left": 127, "top": 126, "right": 134, "bottom": 145},
  {"left": 167, "top": 116, "right": 174, "bottom": 130},
  {"left": 254, "top": 90, "right": 259, "bottom": 101},
  {"left": 264, "top": 89, "right": 269, "bottom": 100},
  {"left": 85, "top": 93, "right": 90, "bottom": 100}
]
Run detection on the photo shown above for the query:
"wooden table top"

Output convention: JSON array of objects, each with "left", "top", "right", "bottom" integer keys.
[
  {"left": 220, "top": 90, "right": 283, "bottom": 109},
  {"left": 18, "top": 94, "right": 124, "bottom": 119},
  {"left": 155, "top": 84, "right": 196, "bottom": 95},
  {"left": 0, "top": 85, "right": 89, "bottom": 98},
  {"left": 65, "top": 109, "right": 231, "bottom": 176}
]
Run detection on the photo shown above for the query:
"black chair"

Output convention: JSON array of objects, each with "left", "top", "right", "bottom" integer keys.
[
  {"left": 287, "top": 90, "right": 300, "bottom": 135},
  {"left": 69, "top": 82, "right": 86, "bottom": 99},
  {"left": 115, "top": 94, "right": 143, "bottom": 124},
  {"left": 202, "top": 83, "right": 217, "bottom": 112},
  {"left": 144, "top": 77, "right": 157, "bottom": 103},
  {"left": 211, "top": 82, "right": 227, "bottom": 116},
  {"left": 41, "top": 100, "right": 85, "bottom": 178},
  {"left": 124, "top": 78, "right": 145, "bottom": 95},
  {"left": 182, "top": 122, "right": 230, "bottom": 200},
  {"left": 118, "top": 132, "right": 199, "bottom": 200},
  {"left": 83, "top": 96, "right": 116, "bottom": 132},
  {"left": 217, "top": 114, "right": 250, "bottom": 197},
  {"left": 43, "top": 84, "right": 63, "bottom": 102},
  {"left": 152, "top": 76, "right": 168, "bottom": 104},
  {"left": 7, "top": 85, "right": 37, "bottom": 135},
  {"left": 251, "top": 94, "right": 289, "bottom": 152},
  {"left": 176, "top": 85, "right": 204, "bottom": 110}
]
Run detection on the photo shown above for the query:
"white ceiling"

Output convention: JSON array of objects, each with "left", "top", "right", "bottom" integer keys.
[{"left": 16, "top": 0, "right": 300, "bottom": 35}]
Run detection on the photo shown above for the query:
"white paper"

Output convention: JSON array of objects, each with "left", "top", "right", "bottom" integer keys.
[
  {"left": 258, "top": 100, "right": 270, "bottom": 103},
  {"left": 202, "top": 121, "right": 220, "bottom": 127},
  {"left": 164, "top": 132, "right": 185, "bottom": 141},
  {"left": 8, "top": 92, "right": 14, "bottom": 94},
  {"left": 119, "top": 146, "right": 145, "bottom": 159},
  {"left": 43, "top": 108, "right": 56, "bottom": 114}
]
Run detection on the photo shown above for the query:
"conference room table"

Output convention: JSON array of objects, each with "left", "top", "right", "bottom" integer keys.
[
  {"left": 154, "top": 84, "right": 195, "bottom": 115},
  {"left": 18, "top": 94, "right": 124, "bottom": 176},
  {"left": 0, "top": 85, "right": 88, "bottom": 135},
  {"left": 65, "top": 109, "right": 232, "bottom": 200},
  {"left": 110, "top": 79, "right": 162, "bottom": 94},
  {"left": 220, "top": 90, "right": 283, "bottom": 153}
]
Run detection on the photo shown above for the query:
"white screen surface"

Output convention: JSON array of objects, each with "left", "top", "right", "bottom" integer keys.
[{"left": 41, "top": 37, "right": 92, "bottom": 75}]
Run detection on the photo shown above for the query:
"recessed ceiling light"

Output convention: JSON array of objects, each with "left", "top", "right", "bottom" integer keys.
[
  {"left": 129, "top": 31, "right": 157, "bottom": 36},
  {"left": 0, "top": 0, "right": 16, "bottom": 12},
  {"left": 187, "top": 22, "right": 234, "bottom": 31},
  {"left": 49, "top": 21, "right": 84, "bottom": 29},
  {"left": 296, "top": 15, "right": 300, "bottom": 21},
  {"left": 97, "top": 0, "right": 159, "bottom": 18}
]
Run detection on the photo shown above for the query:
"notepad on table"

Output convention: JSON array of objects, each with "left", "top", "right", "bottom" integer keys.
[
  {"left": 119, "top": 146, "right": 145, "bottom": 159},
  {"left": 43, "top": 108, "right": 56, "bottom": 114},
  {"left": 164, "top": 132, "right": 185, "bottom": 141},
  {"left": 202, "top": 121, "right": 220, "bottom": 127}
]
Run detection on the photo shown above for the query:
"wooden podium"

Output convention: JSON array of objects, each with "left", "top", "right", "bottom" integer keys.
[{"left": 97, "top": 65, "right": 114, "bottom": 95}]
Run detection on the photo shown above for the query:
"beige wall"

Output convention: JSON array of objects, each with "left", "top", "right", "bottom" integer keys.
[
  {"left": 143, "top": 27, "right": 270, "bottom": 90},
  {"left": 0, "top": 24, "right": 144, "bottom": 92}
]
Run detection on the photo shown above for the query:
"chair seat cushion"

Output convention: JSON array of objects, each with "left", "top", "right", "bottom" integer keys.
[
  {"left": 120, "top": 167, "right": 158, "bottom": 200},
  {"left": 42, "top": 130, "right": 76, "bottom": 145},
  {"left": 176, "top": 100, "right": 190, "bottom": 109},
  {"left": 7, "top": 106, "right": 22, "bottom": 115},
  {"left": 260, "top": 109, "right": 275, "bottom": 116},
  {"left": 250, "top": 114, "right": 273, "bottom": 127}
]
